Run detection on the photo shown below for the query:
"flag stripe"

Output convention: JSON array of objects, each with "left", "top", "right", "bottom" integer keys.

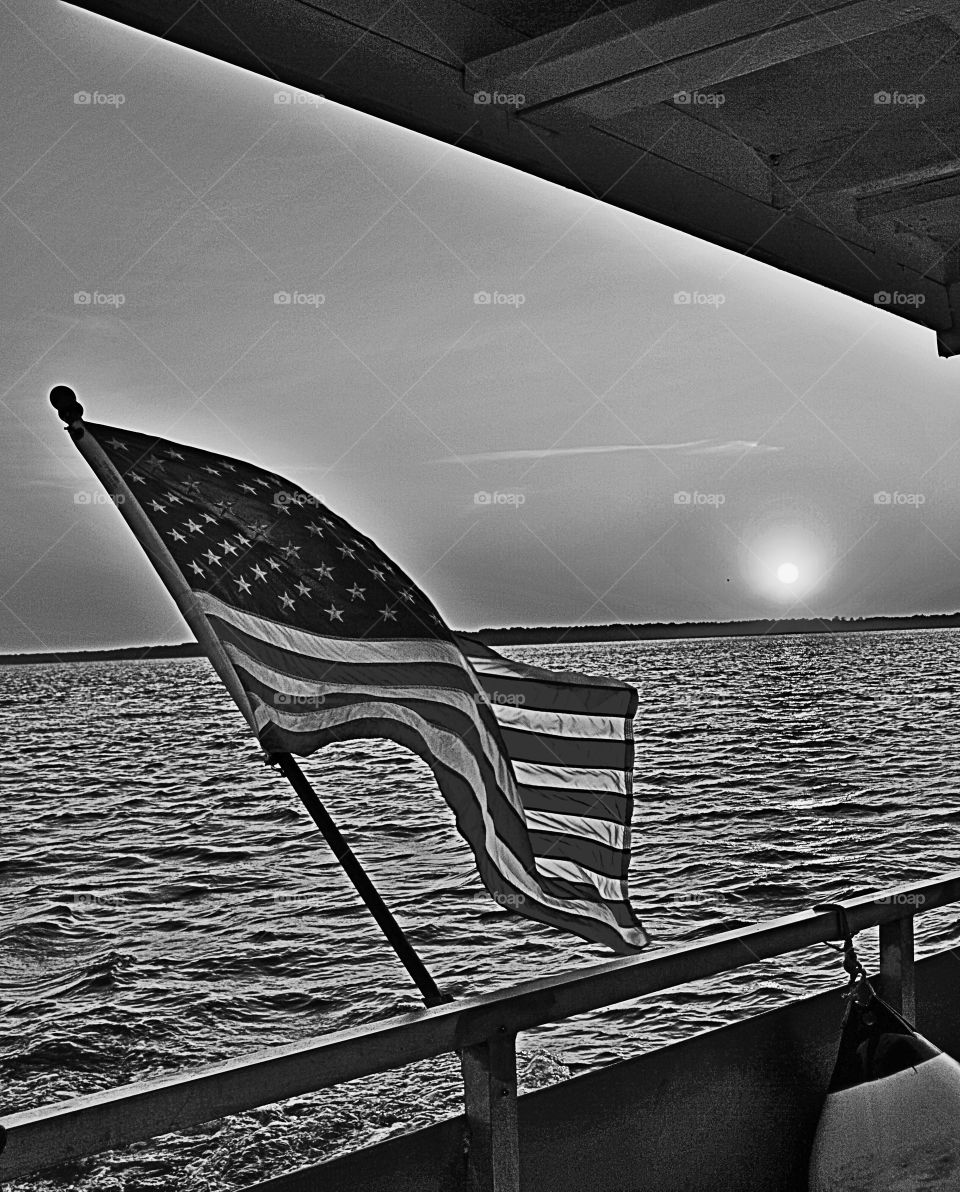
[
  {"left": 496, "top": 726, "right": 628, "bottom": 770},
  {"left": 465, "top": 663, "right": 636, "bottom": 717},
  {"left": 198, "top": 592, "right": 466, "bottom": 667},
  {"left": 512, "top": 759, "right": 628, "bottom": 796},
  {"left": 491, "top": 700, "right": 626, "bottom": 740},
  {"left": 528, "top": 830, "right": 627, "bottom": 879},
  {"left": 215, "top": 618, "right": 480, "bottom": 698},
  {"left": 516, "top": 785, "right": 630, "bottom": 825},
  {"left": 524, "top": 808, "right": 626, "bottom": 849}
]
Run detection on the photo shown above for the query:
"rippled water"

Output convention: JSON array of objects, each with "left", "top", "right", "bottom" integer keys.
[{"left": 3, "top": 631, "right": 960, "bottom": 1188}]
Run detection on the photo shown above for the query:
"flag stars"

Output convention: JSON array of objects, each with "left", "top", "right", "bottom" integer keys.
[
  {"left": 251, "top": 564, "right": 268, "bottom": 582},
  {"left": 266, "top": 558, "right": 282, "bottom": 571},
  {"left": 295, "top": 580, "right": 311, "bottom": 597},
  {"left": 203, "top": 550, "right": 221, "bottom": 566},
  {"left": 325, "top": 604, "right": 344, "bottom": 622},
  {"left": 164, "top": 492, "right": 182, "bottom": 505},
  {"left": 185, "top": 519, "right": 203, "bottom": 534},
  {"left": 128, "top": 472, "right": 146, "bottom": 485},
  {"left": 107, "top": 437, "right": 125, "bottom": 450},
  {"left": 183, "top": 480, "right": 201, "bottom": 496},
  {"left": 144, "top": 455, "right": 165, "bottom": 471},
  {"left": 188, "top": 561, "right": 204, "bottom": 577},
  {"left": 234, "top": 534, "right": 250, "bottom": 547},
  {"left": 348, "top": 583, "right": 366, "bottom": 601},
  {"left": 314, "top": 563, "right": 333, "bottom": 581},
  {"left": 337, "top": 544, "right": 356, "bottom": 559},
  {"left": 368, "top": 566, "right": 386, "bottom": 581},
  {"left": 240, "top": 483, "right": 257, "bottom": 494},
  {"left": 281, "top": 543, "right": 300, "bottom": 559},
  {"left": 306, "top": 522, "right": 324, "bottom": 537},
  {"left": 149, "top": 500, "right": 167, "bottom": 513},
  {"left": 279, "top": 592, "right": 295, "bottom": 611},
  {"left": 168, "top": 528, "right": 187, "bottom": 543},
  {"left": 165, "top": 448, "right": 184, "bottom": 460},
  {"left": 399, "top": 589, "right": 415, "bottom": 602},
  {"left": 234, "top": 576, "right": 252, "bottom": 594},
  {"left": 380, "top": 605, "right": 397, "bottom": 621},
  {"left": 219, "top": 540, "right": 238, "bottom": 556},
  {"left": 202, "top": 513, "right": 217, "bottom": 525},
  {"left": 202, "top": 466, "right": 221, "bottom": 477}
]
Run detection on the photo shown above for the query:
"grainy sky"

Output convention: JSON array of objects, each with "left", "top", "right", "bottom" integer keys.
[{"left": 4, "top": 1, "right": 960, "bottom": 653}]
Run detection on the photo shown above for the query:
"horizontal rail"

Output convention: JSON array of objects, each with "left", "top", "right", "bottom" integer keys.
[{"left": 3, "top": 868, "right": 958, "bottom": 1180}]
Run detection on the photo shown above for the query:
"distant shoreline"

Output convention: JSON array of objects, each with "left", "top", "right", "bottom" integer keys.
[{"left": 3, "top": 612, "right": 960, "bottom": 664}]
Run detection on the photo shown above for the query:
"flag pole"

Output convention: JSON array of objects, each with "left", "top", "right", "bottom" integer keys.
[
  {"left": 50, "top": 386, "right": 450, "bottom": 1010},
  {"left": 267, "top": 751, "right": 451, "bottom": 1007}
]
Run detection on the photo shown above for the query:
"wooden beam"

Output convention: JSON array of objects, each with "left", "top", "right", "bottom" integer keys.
[
  {"left": 879, "top": 916, "right": 917, "bottom": 1020},
  {"left": 775, "top": 115, "right": 960, "bottom": 199},
  {"left": 5, "top": 870, "right": 960, "bottom": 1180},
  {"left": 461, "top": 1033, "right": 520, "bottom": 1192},
  {"left": 858, "top": 172, "right": 960, "bottom": 219},
  {"left": 467, "top": 0, "right": 960, "bottom": 117}
]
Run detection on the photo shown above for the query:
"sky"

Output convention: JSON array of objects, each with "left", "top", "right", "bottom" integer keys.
[{"left": 4, "top": 1, "right": 960, "bottom": 653}]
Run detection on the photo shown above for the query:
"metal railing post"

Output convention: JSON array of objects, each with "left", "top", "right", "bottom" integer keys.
[
  {"left": 879, "top": 914, "right": 916, "bottom": 1020},
  {"left": 460, "top": 1030, "right": 521, "bottom": 1192}
]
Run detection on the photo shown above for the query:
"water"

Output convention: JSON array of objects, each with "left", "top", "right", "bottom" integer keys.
[{"left": 3, "top": 630, "right": 960, "bottom": 1188}]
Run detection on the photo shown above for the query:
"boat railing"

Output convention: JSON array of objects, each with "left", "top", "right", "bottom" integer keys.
[{"left": 0, "top": 868, "right": 953, "bottom": 1189}]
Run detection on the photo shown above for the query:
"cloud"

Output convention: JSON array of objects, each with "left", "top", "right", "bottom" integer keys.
[{"left": 434, "top": 440, "right": 781, "bottom": 463}]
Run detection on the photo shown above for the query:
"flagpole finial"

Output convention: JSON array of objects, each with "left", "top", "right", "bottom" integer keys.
[{"left": 50, "top": 386, "right": 85, "bottom": 440}]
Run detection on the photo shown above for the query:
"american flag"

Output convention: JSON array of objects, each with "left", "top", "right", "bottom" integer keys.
[{"left": 79, "top": 420, "right": 649, "bottom": 952}]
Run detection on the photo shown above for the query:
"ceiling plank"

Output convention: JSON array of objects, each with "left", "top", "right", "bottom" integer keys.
[{"left": 467, "top": 0, "right": 960, "bottom": 117}]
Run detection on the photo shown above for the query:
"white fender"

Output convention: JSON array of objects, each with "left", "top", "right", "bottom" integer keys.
[{"left": 810, "top": 988, "right": 960, "bottom": 1191}]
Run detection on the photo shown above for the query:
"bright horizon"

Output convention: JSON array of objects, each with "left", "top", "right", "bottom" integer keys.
[{"left": 5, "top": 2, "right": 960, "bottom": 653}]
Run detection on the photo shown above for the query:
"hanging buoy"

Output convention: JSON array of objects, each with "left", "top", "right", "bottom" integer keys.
[{"left": 809, "top": 982, "right": 960, "bottom": 1190}]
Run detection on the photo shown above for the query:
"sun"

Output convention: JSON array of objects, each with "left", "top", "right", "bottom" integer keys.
[{"left": 777, "top": 562, "right": 800, "bottom": 585}]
